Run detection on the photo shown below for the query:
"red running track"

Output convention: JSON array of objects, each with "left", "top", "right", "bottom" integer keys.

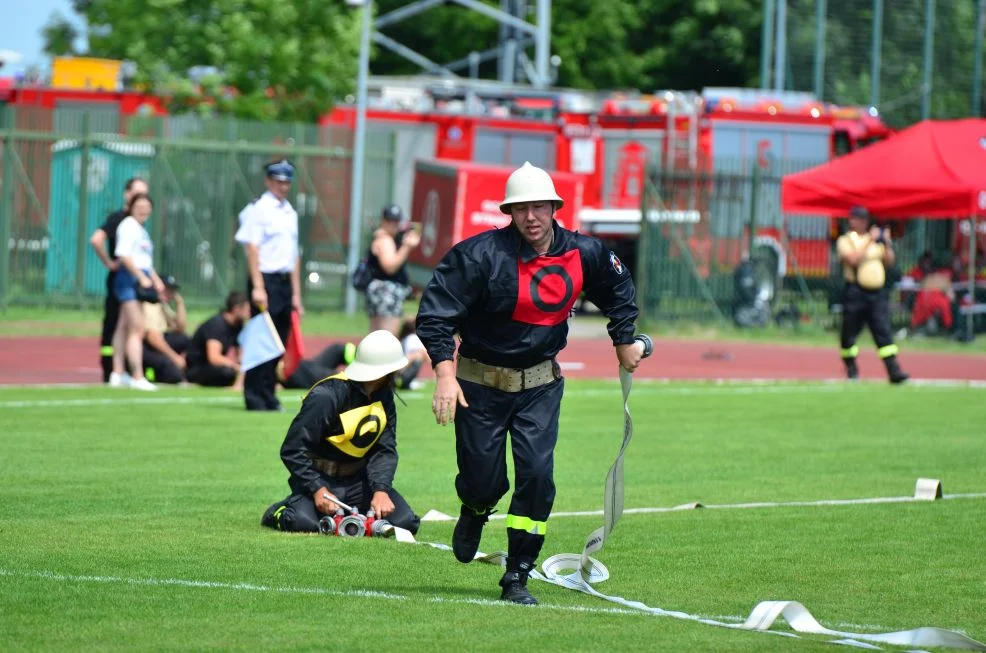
[{"left": 0, "top": 335, "right": 983, "bottom": 385}]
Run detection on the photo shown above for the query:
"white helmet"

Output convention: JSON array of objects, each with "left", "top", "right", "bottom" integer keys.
[
  {"left": 499, "top": 161, "right": 565, "bottom": 215},
  {"left": 344, "top": 330, "right": 409, "bottom": 382}
]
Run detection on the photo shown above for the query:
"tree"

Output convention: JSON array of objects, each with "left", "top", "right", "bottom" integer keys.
[
  {"left": 71, "top": 0, "right": 362, "bottom": 122},
  {"left": 370, "top": 0, "right": 762, "bottom": 93},
  {"left": 41, "top": 12, "right": 80, "bottom": 57}
]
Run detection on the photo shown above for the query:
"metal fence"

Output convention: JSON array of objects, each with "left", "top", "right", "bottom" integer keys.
[
  {"left": 764, "top": 0, "right": 986, "bottom": 126},
  {"left": 0, "top": 104, "right": 417, "bottom": 311},
  {"left": 636, "top": 156, "right": 949, "bottom": 327}
]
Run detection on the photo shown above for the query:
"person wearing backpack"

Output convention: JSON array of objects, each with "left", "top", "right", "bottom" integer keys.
[{"left": 360, "top": 204, "right": 420, "bottom": 337}]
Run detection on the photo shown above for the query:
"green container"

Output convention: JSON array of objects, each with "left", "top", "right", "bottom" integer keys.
[{"left": 45, "top": 139, "right": 154, "bottom": 295}]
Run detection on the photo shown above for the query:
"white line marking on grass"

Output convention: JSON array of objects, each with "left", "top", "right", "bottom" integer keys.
[
  {"left": 542, "top": 492, "right": 986, "bottom": 518},
  {"left": 0, "top": 568, "right": 919, "bottom": 635},
  {"left": 0, "top": 568, "right": 650, "bottom": 619},
  {"left": 3, "top": 378, "right": 984, "bottom": 408},
  {"left": 414, "top": 492, "right": 986, "bottom": 523}
]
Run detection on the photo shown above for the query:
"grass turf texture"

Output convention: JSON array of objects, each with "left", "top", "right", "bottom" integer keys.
[{"left": 0, "top": 381, "right": 983, "bottom": 651}]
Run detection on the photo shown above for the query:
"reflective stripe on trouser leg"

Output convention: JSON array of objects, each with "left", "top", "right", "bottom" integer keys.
[
  {"left": 505, "top": 514, "right": 548, "bottom": 535},
  {"left": 878, "top": 344, "right": 899, "bottom": 358},
  {"left": 100, "top": 346, "right": 114, "bottom": 356},
  {"left": 840, "top": 345, "right": 859, "bottom": 359}
]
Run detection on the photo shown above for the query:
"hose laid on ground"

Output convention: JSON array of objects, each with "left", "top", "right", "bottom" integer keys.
[{"left": 384, "top": 335, "right": 985, "bottom": 650}]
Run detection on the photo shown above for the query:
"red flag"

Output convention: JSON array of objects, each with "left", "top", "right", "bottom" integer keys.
[{"left": 282, "top": 310, "right": 306, "bottom": 379}]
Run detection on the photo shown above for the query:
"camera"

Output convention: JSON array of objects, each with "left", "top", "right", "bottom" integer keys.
[{"left": 318, "top": 508, "right": 392, "bottom": 538}]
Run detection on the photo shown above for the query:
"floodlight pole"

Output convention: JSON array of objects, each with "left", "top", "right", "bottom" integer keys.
[{"left": 345, "top": 0, "right": 373, "bottom": 315}]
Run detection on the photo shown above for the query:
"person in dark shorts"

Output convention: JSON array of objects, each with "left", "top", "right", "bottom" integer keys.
[{"left": 363, "top": 204, "right": 421, "bottom": 337}]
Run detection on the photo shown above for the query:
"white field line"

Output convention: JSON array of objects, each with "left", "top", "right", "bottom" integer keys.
[
  {"left": 0, "top": 568, "right": 648, "bottom": 619},
  {"left": 3, "top": 377, "right": 986, "bottom": 393},
  {"left": 6, "top": 378, "right": 986, "bottom": 408},
  {"left": 414, "top": 492, "right": 986, "bottom": 524},
  {"left": 542, "top": 492, "right": 986, "bottom": 519},
  {"left": 0, "top": 568, "right": 905, "bottom": 634}
]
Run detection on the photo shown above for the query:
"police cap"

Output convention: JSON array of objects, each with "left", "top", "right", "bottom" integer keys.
[
  {"left": 381, "top": 204, "right": 403, "bottom": 222},
  {"left": 265, "top": 159, "right": 295, "bottom": 181}
]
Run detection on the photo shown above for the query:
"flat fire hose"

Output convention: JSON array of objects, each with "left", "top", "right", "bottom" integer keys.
[{"left": 384, "top": 338, "right": 985, "bottom": 650}]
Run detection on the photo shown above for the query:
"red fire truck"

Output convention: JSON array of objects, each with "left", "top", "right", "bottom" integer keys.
[
  {"left": 2, "top": 79, "right": 892, "bottom": 288},
  {"left": 325, "top": 82, "right": 892, "bottom": 285}
]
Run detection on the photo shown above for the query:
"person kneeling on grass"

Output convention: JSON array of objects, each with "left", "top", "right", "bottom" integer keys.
[
  {"left": 261, "top": 330, "right": 421, "bottom": 535},
  {"left": 185, "top": 292, "right": 251, "bottom": 389}
]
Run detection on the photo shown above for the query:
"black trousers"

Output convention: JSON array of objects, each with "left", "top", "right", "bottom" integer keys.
[
  {"left": 840, "top": 284, "right": 897, "bottom": 359},
  {"left": 454, "top": 377, "right": 564, "bottom": 571},
  {"left": 187, "top": 364, "right": 237, "bottom": 387},
  {"left": 142, "top": 332, "right": 190, "bottom": 384},
  {"left": 244, "top": 273, "right": 293, "bottom": 410},
  {"left": 100, "top": 273, "right": 120, "bottom": 383},
  {"left": 264, "top": 471, "right": 420, "bottom": 535},
  {"left": 284, "top": 342, "right": 351, "bottom": 389}
]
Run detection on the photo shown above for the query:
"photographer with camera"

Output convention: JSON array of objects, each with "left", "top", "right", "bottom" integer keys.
[
  {"left": 836, "top": 205, "right": 909, "bottom": 383},
  {"left": 261, "top": 330, "right": 421, "bottom": 535},
  {"left": 362, "top": 204, "right": 421, "bottom": 338}
]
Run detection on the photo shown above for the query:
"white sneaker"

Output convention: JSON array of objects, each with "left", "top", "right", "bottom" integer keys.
[
  {"left": 109, "top": 372, "right": 133, "bottom": 388},
  {"left": 130, "top": 377, "right": 158, "bottom": 392}
]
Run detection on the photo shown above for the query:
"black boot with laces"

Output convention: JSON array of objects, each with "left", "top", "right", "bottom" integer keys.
[{"left": 499, "top": 569, "right": 537, "bottom": 605}]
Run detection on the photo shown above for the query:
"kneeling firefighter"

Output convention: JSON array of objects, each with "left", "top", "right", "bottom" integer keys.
[{"left": 261, "top": 330, "right": 421, "bottom": 534}]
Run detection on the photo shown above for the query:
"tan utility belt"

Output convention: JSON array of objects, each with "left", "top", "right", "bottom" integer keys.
[
  {"left": 307, "top": 454, "right": 365, "bottom": 478},
  {"left": 456, "top": 355, "right": 561, "bottom": 393}
]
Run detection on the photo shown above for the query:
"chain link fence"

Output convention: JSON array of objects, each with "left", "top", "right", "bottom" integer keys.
[
  {"left": 636, "top": 154, "right": 950, "bottom": 329},
  {"left": 0, "top": 104, "right": 425, "bottom": 311}
]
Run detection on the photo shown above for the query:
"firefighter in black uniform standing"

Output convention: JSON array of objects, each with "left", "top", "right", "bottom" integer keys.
[
  {"left": 261, "top": 330, "right": 420, "bottom": 535},
  {"left": 415, "top": 161, "right": 645, "bottom": 605},
  {"left": 234, "top": 160, "right": 304, "bottom": 411},
  {"left": 89, "top": 177, "right": 149, "bottom": 382},
  {"left": 836, "top": 205, "right": 909, "bottom": 383}
]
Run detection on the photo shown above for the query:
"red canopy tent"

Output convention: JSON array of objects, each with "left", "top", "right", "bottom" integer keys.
[
  {"left": 781, "top": 118, "right": 986, "bottom": 219},
  {"left": 781, "top": 118, "right": 986, "bottom": 336}
]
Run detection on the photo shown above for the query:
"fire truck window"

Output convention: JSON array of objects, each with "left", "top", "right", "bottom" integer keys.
[{"left": 833, "top": 131, "right": 852, "bottom": 156}]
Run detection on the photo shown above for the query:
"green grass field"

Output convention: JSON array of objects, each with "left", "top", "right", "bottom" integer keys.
[{"left": 1, "top": 380, "right": 984, "bottom": 652}]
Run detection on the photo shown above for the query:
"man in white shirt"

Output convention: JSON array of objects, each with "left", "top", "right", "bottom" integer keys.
[{"left": 234, "top": 160, "right": 304, "bottom": 411}]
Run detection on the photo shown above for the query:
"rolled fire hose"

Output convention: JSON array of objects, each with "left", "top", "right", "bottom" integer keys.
[{"left": 381, "top": 335, "right": 985, "bottom": 650}]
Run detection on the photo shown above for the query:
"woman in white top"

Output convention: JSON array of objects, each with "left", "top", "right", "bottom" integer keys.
[{"left": 111, "top": 193, "right": 164, "bottom": 391}]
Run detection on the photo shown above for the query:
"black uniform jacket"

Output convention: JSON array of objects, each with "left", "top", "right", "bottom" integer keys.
[
  {"left": 416, "top": 221, "right": 638, "bottom": 369},
  {"left": 279, "top": 373, "right": 398, "bottom": 496}
]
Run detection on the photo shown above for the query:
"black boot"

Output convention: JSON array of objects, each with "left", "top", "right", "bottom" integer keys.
[
  {"left": 499, "top": 567, "right": 537, "bottom": 605},
  {"left": 261, "top": 501, "right": 288, "bottom": 530},
  {"left": 451, "top": 505, "right": 492, "bottom": 563},
  {"left": 843, "top": 357, "right": 859, "bottom": 380},
  {"left": 883, "top": 355, "right": 909, "bottom": 384}
]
